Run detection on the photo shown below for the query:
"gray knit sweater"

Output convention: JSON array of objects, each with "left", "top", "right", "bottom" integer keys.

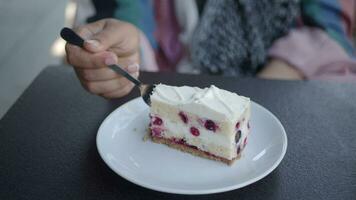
[{"left": 191, "top": 0, "right": 300, "bottom": 76}]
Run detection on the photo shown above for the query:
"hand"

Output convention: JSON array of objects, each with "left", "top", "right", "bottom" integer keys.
[
  {"left": 258, "top": 59, "right": 304, "bottom": 80},
  {"left": 65, "top": 19, "right": 140, "bottom": 98}
]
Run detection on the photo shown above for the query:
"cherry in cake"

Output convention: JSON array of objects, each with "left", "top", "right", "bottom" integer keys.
[{"left": 149, "top": 84, "right": 251, "bottom": 165}]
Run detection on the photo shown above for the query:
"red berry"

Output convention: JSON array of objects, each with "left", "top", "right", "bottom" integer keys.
[
  {"left": 237, "top": 146, "right": 241, "bottom": 154},
  {"left": 204, "top": 120, "right": 217, "bottom": 132},
  {"left": 235, "top": 130, "right": 241, "bottom": 143},
  {"left": 172, "top": 138, "right": 186, "bottom": 144},
  {"left": 243, "top": 137, "right": 248, "bottom": 147},
  {"left": 178, "top": 138, "right": 186, "bottom": 144},
  {"left": 190, "top": 127, "right": 200, "bottom": 136},
  {"left": 179, "top": 111, "right": 188, "bottom": 124},
  {"left": 236, "top": 122, "right": 240, "bottom": 129},
  {"left": 189, "top": 145, "right": 198, "bottom": 150},
  {"left": 151, "top": 127, "right": 162, "bottom": 137},
  {"left": 152, "top": 117, "right": 163, "bottom": 125}
]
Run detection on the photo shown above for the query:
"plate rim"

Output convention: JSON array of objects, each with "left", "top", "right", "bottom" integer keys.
[{"left": 97, "top": 97, "right": 288, "bottom": 195}]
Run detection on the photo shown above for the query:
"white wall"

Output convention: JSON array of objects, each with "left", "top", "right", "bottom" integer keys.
[{"left": 0, "top": 0, "right": 68, "bottom": 118}]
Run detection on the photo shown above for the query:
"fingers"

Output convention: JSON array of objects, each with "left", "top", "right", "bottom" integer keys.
[
  {"left": 101, "top": 73, "right": 139, "bottom": 98},
  {"left": 82, "top": 19, "right": 139, "bottom": 56},
  {"left": 68, "top": 42, "right": 140, "bottom": 99},
  {"left": 76, "top": 63, "right": 139, "bottom": 82},
  {"left": 65, "top": 44, "right": 116, "bottom": 69},
  {"left": 84, "top": 77, "right": 133, "bottom": 94},
  {"left": 74, "top": 19, "right": 106, "bottom": 39},
  {"left": 65, "top": 18, "right": 141, "bottom": 99},
  {"left": 101, "top": 84, "right": 134, "bottom": 99},
  {"left": 66, "top": 43, "right": 139, "bottom": 70},
  {"left": 65, "top": 21, "right": 140, "bottom": 70},
  {"left": 77, "top": 71, "right": 139, "bottom": 98}
]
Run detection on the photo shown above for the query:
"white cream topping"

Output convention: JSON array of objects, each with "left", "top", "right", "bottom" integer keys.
[{"left": 151, "top": 84, "right": 250, "bottom": 122}]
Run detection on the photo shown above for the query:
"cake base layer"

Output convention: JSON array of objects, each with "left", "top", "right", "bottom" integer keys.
[{"left": 151, "top": 135, "right": 241, "bottom": 165}]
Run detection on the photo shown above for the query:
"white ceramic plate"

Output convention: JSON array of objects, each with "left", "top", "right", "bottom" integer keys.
[{"left": 97, "top": 97, "right": 287, "bottom": 195}]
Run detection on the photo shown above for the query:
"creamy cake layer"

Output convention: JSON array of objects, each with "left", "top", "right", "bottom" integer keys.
[
  {"left": 150, "top": 84, "right": 250, "bottom": 123},
  {"left": 150, "top": 117, "right": 250, "bottom": 160},
  {"left": 150, "top": 104, "right": 251, "bottom": 160},
  {"left": 150, "top": 101, "right": 251, "bottom": 137}
]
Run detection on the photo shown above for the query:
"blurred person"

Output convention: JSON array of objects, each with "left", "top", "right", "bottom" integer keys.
[{"left": 65, "top": 0, "right": 356, "bottom": 99}]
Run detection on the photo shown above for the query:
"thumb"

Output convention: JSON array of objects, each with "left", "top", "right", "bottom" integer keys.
[
  {"left": 83, "top": 26, "right": 125, "bottom": 53},
  {"left": 84, "top": 30, "right": 112, "bottom": 53},
  {"left": 73, "top": 19, "right": 108, "bottom": 53},
  {"left": 83, "top": 20, "right": 139, "bottom": 55},
  {"left": 84, "top": 39, "right": 102, "bottom": 52}
]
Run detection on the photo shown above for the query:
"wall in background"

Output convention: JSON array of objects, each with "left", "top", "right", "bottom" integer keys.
[{"left": 0, "top": 0, "right": 68, "bottom": 118}]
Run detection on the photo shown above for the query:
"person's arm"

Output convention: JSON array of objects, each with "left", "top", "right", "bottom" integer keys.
[
  {"left": 258, "top": 59, "right": 304, "bottom": 80},
  {"left": 259, "top": 0, "right": 356, "bottom": 80}
]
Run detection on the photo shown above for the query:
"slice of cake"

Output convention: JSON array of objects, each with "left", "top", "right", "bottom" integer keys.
[{"left": 149, "top": 84, "right": 251, "bottom": 165}]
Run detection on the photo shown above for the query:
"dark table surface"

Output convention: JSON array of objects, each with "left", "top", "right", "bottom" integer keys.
[{"left": 1, "top": 66, "right": 356, "bottom": 200}]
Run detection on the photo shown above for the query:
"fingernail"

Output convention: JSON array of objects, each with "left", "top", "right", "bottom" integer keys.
[
  {"left": 127, "top": 63, "right": 139, "bottom": 73},
  {"left": 86, "top": 40, "right": 100, "bottom": 49},
  {"left": 105, "top": 56, "right": 116, "bottom": 65}
]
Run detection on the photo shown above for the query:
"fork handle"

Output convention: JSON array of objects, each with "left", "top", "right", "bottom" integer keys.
[
  {"left": 107, "top": 65, "right": 141, "bottom": 86},
  {"left": 60, "top": 27, "right": 84, "bottom": 48}
]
